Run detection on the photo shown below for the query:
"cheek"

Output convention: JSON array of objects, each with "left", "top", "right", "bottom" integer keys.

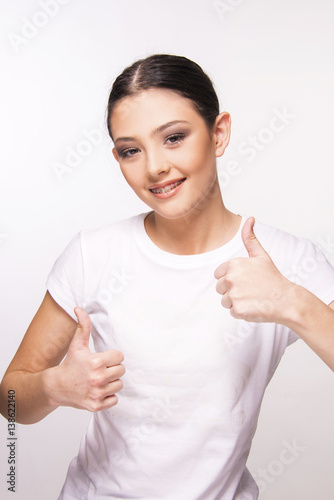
[
  {"left": 168, "top": 143, "right": 200, "bottom": 172},
  {"left": 120, "top": 162, "right": 142, "bottom": 185},
  {"left": 120, "top": 165, "right": 142, "bottom": 189},
  {"left": 183, "top": 138, "right": 216, "bottom": 177}
]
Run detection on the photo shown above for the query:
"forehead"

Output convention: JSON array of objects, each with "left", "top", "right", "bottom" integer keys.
[{"left": 109, "top": 88, "right": 202, "bottom": 137}]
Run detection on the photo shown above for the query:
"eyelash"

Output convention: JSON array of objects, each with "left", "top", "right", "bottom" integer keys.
[{"left": 118, "top": 133, "right": 186, "bottom": 159}]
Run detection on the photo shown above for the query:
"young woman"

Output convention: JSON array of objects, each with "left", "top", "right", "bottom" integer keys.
[{"left": 1, "top": 54, "right": 334, "bottom": 500}]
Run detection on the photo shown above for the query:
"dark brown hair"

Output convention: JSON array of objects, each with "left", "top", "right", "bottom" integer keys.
[{"left": 106, "top": 54, "right": 220, "bottom": 140}]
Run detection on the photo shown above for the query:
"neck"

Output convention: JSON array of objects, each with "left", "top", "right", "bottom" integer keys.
[{"left": 144, "top": 184, "right": 241, "bottom": 255}]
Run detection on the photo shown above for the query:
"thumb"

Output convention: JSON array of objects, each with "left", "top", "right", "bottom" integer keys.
[
  {"left": 241, "top": 217, "right": 267, "bottom": 258},
  {"left": 70, "top": 307, "right": 92, "bottom": 351}
]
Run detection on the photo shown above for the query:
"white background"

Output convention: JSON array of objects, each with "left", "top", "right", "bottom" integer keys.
[{"left": 1, "top": 0, "right": 334, "bottom": 498}]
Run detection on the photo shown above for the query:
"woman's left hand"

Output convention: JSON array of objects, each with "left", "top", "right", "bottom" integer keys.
[{"left": 214, "top": 217, "right": 295, "bottom": 323}]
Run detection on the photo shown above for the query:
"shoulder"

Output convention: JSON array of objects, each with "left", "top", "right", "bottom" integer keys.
[
  {"left": 55, "top": 212, "right": 147, "bottom": 266},
  {"left": 253, "top": 218, "right": 334, "bottom": 293},
  {"left": 253, "top": 218, "right": 312, "bottom": 262},
  {"left": 75, "top": 212, "right": 147, "bottom": 257},
  {"left": 81, "top": 212, "right": 145, "bottom": 244}
]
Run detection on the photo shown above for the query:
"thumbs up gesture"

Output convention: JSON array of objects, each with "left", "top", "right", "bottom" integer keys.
[
  {"left": 51, "top": 307, "right": 125, "bottom": 412},
  {"left": 214, "top": 217, "right": 292, "bottom": 323}
]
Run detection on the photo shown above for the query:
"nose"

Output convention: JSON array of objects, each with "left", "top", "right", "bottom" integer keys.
[{"left": 145, "top": 148, "right": 171, "bottom": 178}]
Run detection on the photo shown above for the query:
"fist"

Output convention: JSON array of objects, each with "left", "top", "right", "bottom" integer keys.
[
  {"left": 53, "top": 307, "right": 125, "bottom": 412},
  {"left": 214, "top": 217, "right": 292, "bottom": 323}
]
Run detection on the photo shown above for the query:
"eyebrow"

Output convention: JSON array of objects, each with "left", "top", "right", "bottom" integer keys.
[{"left": 114, "top": 120, "right": 190, "bottom": 145}]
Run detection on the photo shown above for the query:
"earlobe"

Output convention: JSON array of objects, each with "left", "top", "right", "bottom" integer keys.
[{"left": 214, "top": 112, "right": 231, "bottom": 158}]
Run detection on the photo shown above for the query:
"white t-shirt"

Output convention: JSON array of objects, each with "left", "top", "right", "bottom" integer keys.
[{"left": 46, "top": 213, "right": 334, "bottom": 500}]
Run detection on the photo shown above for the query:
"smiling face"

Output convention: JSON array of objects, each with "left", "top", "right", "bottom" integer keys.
[{"left": 110, "top": 88, "right": 231, "bottom": 221}]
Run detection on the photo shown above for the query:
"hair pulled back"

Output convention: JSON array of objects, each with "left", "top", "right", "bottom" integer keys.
[{"left": 106, "top": 54, "right": 220, "bottom": 140}]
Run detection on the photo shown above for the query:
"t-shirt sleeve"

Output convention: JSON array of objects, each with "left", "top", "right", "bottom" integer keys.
[
  {"left": 46, "top": 232, "right": 84, "bottom": 321},
  {"left": 283, "top": 238, "right": 334, "bottom": 345},
  {"left": 286, "top": 239, "right": 334, "bottom": 305}
]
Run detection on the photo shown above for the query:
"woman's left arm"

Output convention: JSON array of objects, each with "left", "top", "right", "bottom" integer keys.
[{"left": 214, "top": 217, "right": 334, "bottom": 371}]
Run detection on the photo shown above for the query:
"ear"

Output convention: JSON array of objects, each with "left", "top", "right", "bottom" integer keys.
[
  {"left": 112, "top": 147, "right": 119, "bottom": 163},
  {"left": 213, "top": 112, "right": 231, "bottom": 158}
]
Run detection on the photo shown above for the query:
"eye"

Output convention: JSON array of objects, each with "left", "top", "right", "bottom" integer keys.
[
  {"left": 117, "top": 133, "right": 186, "bottom": 158},
  {"left": 118, "top": 147, "right": 139, "bottom": 158},
  {"left": 165, "top": 133, "right": 186, "bottom": 145}
]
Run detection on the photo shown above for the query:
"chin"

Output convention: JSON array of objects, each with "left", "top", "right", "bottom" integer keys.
[{"left": 150, "top": 202, "right": 203, "bottom": 222}]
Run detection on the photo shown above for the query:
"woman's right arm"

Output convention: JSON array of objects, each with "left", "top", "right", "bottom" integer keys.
[{"left": 0, "top": 291, "right": 125, "bottom": 424}]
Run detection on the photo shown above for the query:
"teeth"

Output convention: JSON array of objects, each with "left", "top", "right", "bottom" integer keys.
[{"left": 151, "top": 179, "right": 184, "bottom": 194}]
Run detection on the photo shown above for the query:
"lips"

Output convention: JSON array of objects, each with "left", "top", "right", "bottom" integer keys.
[{"left": 149, "top": 178, "right": 186, "bottom": 194}]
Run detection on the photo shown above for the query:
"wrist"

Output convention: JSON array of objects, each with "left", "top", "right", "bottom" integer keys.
[
  {"left": 279, "top": 281, "right": 311, "bottom": 330},
  {"left": 41, "top": 366, "right": 62, "bottom": 410}
]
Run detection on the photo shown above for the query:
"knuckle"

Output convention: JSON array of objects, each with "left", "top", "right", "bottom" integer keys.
[
  {"left": 92, "top": 402, "right": 104, "bottom": 412},
  {"left": 90, "top": 373, "right": 103, "bottom": 387},
  {"left": 230, "top": 309, "right": 241, "bottom": 320},
  {"left": 87, "top": 394, "right": 105, "bottom": 412},
  {"left": 231, "top": 302, "right": 245, "bottom": 318},
  {"left": 88, "top": 389, "right": 99, "bottom": 401},
  {"left": 225, "top": 275, "right": 234, "bottom": 287},
  {"left": 90, "top": 355, "right": 102, "bottom": 370},
  {"left": 228, "top": 260, "right": 239, "bottom": 273},
  {"left": 230, "top": 305, "right": 240, "bottom": 317},
  {"left": 225, "top": 261, "right": 232, "bottom": 272},
  {"left": 87, "top": 401, "right": 98, "bottom": 412}
]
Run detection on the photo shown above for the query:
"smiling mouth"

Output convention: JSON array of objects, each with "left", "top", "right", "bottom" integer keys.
[{"left": 149, "top": 178, "right": 186, "bottom": 194}]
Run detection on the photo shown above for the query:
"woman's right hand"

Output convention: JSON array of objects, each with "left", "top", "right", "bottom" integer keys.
[{"left": 47, "top": 307, "right": 125, "bottom": 412}]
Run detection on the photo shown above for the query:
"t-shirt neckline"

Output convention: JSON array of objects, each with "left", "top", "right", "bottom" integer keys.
[{"left": 133, "top": 212, "right": 246, "bottom": 268}]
